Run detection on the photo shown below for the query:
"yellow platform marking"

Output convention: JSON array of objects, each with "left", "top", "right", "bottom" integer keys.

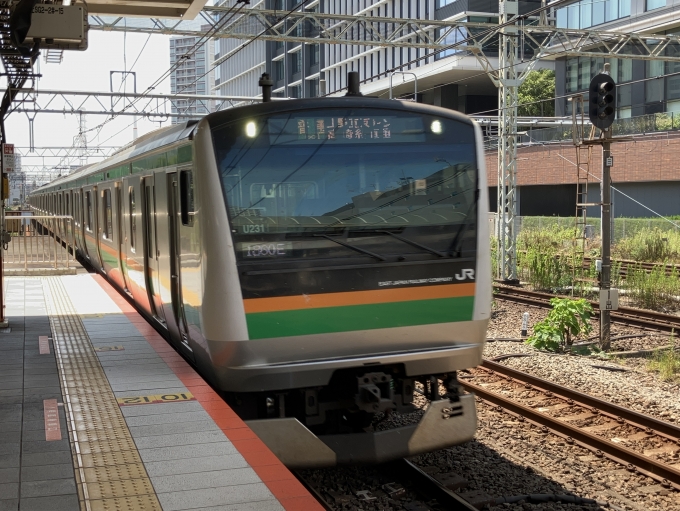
[
  {"left": 117, "top": 393, "right": 196, "bottom": 406},
  {"left": 43, "top": 277, "right": 162, "bottom": 511}
]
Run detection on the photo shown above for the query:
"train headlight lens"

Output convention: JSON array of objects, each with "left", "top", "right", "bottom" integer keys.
[
  {"left": 245, "top": 122, "right": 257, "bottom": 137},
  {"left": 430, "top": 120, "right": 443, "bottom": 134}
]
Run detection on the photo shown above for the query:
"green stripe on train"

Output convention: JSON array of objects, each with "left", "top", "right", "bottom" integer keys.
[{"left": 245, "top": 296, "right": 475, "bottom": 339}]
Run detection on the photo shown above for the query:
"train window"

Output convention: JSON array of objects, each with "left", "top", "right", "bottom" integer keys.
[
  {"left": 145, "top": 186, "right": 154, "bottom": 255},
  {"left": 180, "top": 170, "right": 194, "bottom": 226},
  {"left": 129, "top": 187, "right": 136, "bottom": 252},
  {"left": 213, "top": 108, "right": 479, "bottom": 262},
  {"left": 85, "top": 191, "right": 93, "bottom": 231},
  {"left": 65, "top": 194, "right": 70, "bottom": 217},
  {"left": 103, "top": 189, "right": 113, "bottom": 240}
]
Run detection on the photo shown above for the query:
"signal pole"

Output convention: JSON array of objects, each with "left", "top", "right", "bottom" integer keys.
[
  {"left": 587, "top": 65, "right": 617, "bottom": 351},
  {"left": 600, "top": 131, "right": 612, "bottom": 351}
]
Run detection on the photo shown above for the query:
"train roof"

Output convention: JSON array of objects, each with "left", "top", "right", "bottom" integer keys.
[
  {"left": 36, "top": 121, "right": 199, "bottom": 192},
  {"left": 36, "top": 98, "right": 475, "bottom": 193},
  {"left": 204, "top": 96, "right": 476, "bottom": 131}
]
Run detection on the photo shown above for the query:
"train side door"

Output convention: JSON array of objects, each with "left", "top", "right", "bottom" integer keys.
[
  {"left": 83, "top": 186, "right": 103, "bottom": 269},
  {"left": 117, "top": 183, "right": 131, "bottom": 293},
  {"left": 166, "top": 172, "right": 193, "bottom": 358},
  {"left": 123, "top": 175, "right": 153, "bottom": 314},
  {"left": 142, "top": 175, "right": 166, "bottom": 325}
]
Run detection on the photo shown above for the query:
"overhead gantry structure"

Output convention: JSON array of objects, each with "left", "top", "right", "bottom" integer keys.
[
  {"left": 6, "top": 0, "right": 680, "bottom": 280},
  {"left": 89, "top": 6, "right": 680, "bottom": 280}
]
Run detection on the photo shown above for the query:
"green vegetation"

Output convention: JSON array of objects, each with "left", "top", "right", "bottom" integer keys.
[
  {"left": 614, "top": 228, "right": 680, "bottom": 262},
  {"left": 492, "top": 218, "right": 680, "bottom": 313},
  {"left": 626, "top": 265, "right": 680, "bottom": 311},
  {"left": 646, "top": 332, "right": 680, "bottom": 382},
  {"left": 517, "top": 225, "right": 575, "bottom": 291},
  {"left": 526, "top": 298, "right": 593, "bottom": 352},
  {"left": 518, "top": 69, "right": 555, "bottom": 117}
]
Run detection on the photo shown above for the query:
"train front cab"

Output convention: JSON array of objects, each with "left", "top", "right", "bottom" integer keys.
[{"left": 192, "top": 99, "right": 492, "bottom": 467}]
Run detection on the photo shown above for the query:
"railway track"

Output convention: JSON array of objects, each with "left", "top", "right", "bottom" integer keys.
[
  {"left": 460, "top": 359, "right": 680, "bottom": 492},
  {"left": 295, "top": 459, "right": 478, "bottom": 510},
  {"left": 582, "top": 257, "right": 680, "bottom": 279},
  {"left": 494, "top": 284, "right": 680, "bottom": 333}
]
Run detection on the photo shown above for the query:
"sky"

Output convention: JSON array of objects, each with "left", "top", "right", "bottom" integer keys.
[{"left": 5, "top": 31, "right": 174, "bottom": 172}]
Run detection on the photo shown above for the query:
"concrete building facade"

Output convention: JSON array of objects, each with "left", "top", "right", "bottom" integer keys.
[
  {"left": 170, "top": 32, "right": 215, "bottom": 122},
  {"left": 554, "top": 0, "right": 680, "bottom": 118}
]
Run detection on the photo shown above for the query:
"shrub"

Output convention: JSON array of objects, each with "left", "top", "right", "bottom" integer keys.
[
  {"left": 526, "top": 297, "right": 593, "bottom": 352},
  {"left": 615, "top": 228, "right": 680, "bottom": 262},
  {"left": 646, "top": 332, "right": 680, "bottom": 382}
]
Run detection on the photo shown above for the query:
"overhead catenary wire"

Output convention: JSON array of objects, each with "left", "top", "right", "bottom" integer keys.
[
  {"left": 34, "top": 0, "right": 315, "bottom": 173},
  {"left": 322, "top": 0, "right": 592, "bottom": 95}
]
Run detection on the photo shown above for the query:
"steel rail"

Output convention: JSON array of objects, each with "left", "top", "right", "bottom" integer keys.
[
  {"left": 481, "top": 359, "right": 680, "bottom": 440},
  {"left": 493, "top": 285, "right": 680, "bottom": 333},
  {"left": 388, "top": 459, "right": 478, "bottom": 511},
  {"left": 460, "top": 378, "right": 680, "bottom": 490}
]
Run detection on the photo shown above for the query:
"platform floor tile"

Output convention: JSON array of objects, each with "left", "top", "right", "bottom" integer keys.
[
  {"left": 53, "top": 273, "right": 323, "bottom": 511},
  {"left": 0, "top": 278, "right": 80, "bottom": 511}
]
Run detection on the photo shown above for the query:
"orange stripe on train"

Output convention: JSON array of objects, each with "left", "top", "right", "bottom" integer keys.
[{"left": 243, "top": 282, "right": 476, "bottom": 313}]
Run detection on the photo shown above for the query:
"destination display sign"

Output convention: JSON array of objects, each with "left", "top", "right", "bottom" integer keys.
[{"left": 268, "top": 115, "right": 426, "bottom": 144}]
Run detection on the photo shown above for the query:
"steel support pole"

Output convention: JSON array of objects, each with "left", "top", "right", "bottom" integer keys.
[
  {"left": 600, "top": 133, "right": 612, "bottom": 350},
  {"left": 497, "top": 0, "right": 519, "bottom": 282},
  {"left": 0, "top": 146, "right": 6, "bottom": 327}
]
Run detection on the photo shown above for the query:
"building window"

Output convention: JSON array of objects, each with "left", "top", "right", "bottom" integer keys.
[
  {"left": 666, "top": 62, "right": 680, "bottom": 101},
  {"left": 310, "top": 44, "right": 319, "bottom": 66},
  {"left": 274, "top": 60, "right": 284, "bottom": 82},
  {"left": 289, "top": 85, "right": 301, "bottom": 98},
  {"left": 646, "top": 60, "right": 665, "bottom": 104},
  {"left": 647, "top": 0, "right": 666, "bottom": 9},
  {"left": 308, "top": 79, "right": 319, "bottom": 97},
  {"left": 557, "top": 0, "right": 631, "bottom": 28},
  {"left": 291, "top": 51, "right": 302, "bottom": 74}
]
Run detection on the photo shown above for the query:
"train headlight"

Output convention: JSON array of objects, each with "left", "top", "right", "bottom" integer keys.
[
  {"left": 430, "top": 120, "right": 443, "bottom": 134},
  {"left": 245, "top": 121, "right": 257, "bottom": 137}
]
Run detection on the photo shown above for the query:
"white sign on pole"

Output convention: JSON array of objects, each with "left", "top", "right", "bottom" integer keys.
[
  {"left": 599, "top": 289, "right": 619, "bottom": 311},
  {"left": 2, "top": 144, "right": 15, "bottom": 173}
]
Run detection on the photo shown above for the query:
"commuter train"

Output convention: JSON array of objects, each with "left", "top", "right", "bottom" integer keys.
[{"left": 29, "top": 95, "right": 491, "bottom": 467}]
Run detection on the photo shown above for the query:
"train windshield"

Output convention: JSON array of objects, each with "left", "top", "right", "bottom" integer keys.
[{"left": 212, "top": 107, "right": 478, "bottom": 264}]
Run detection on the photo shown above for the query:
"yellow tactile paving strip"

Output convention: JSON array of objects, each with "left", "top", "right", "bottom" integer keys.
[{"left": 43, "top": 277, "right": 163, "bottom": 511}]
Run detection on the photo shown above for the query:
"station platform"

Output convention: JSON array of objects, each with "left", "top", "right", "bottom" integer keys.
[{"left": 0, "top": 273, "right": 323, "bottom": 511}]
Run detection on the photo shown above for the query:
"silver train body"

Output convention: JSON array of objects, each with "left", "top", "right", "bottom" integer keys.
[{"left": 30, "top": 97, "right": 491, "bottom": 467}]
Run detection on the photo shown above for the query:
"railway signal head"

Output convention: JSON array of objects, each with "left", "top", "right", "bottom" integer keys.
[{"left": 589, "top": 73, "right": 616, "bottom": 131}]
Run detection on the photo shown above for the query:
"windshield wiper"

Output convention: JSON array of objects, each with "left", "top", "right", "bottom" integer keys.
[
  {"left": 314, "top": 234, "right": 386, "bottom": 262},
  {"left": 373, "top": 230, "right": 448, "bottom": 258},
  {"left": 449, "top": 190, "right": 479, "bottom": 257}
]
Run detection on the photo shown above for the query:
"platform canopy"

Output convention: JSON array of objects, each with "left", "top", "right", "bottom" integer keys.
[{"left": 86, "top": 0, "right": 208, "bottom": 19}]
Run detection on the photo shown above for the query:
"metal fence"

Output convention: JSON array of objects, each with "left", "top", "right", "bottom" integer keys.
[
  {"left": 3, "top": 213, "right": 76, "bottom": 271},
  {"left": 490, "top": 214, "right": 680, "bottom": 242},
  {"left": 484, "top": 111, "right": 680, "bottom": 150}
]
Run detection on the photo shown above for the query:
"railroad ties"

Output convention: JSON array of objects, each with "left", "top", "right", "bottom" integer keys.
[
  {"left": 460, "top": 360, "right": 680, "bottom": 492},
  {"left": 493, "top": 284, "right": 680, "bottom": 333}
]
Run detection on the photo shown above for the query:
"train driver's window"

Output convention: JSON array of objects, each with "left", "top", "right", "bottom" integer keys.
[
  {"left": 103, "top": 189, "right": 113, "bottom": 240},
  {"left": 180, "top": 169, "right": 194, "bottom": 226},
  {"left": 85, "top": 192, "right": 93, "bottom": 231},
  {"left": 129, "top": 187, "right": 136, "bottom": 252}
]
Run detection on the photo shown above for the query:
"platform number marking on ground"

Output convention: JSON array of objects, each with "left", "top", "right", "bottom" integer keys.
[{"left": 117, "top": 393, "right": 196, "bottom": 406}]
